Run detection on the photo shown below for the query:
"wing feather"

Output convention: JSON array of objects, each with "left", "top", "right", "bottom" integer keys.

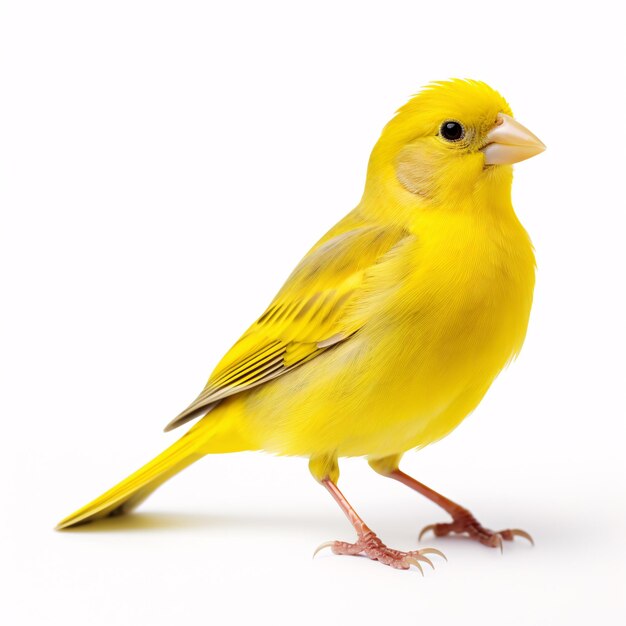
[{"left": 164, "top": 221, "right": 409, "bottom": 431}]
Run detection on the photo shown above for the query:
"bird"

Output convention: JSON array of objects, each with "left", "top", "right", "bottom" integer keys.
[{"left": 56, "top": 79, "right": 545, "bottom": 572}]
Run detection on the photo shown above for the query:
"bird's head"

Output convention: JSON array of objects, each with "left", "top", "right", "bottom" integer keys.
[{"left": 364, "top": 79, "right": 545, "bottom": 213}]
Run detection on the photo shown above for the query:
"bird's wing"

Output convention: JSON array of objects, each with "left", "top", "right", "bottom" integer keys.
[{"left": 164, "top": 222, "right": 410, "bottom": 431}]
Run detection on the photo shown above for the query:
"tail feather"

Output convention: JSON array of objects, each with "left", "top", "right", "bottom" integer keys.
[{"left": 56, "top": 431, "right": 204, "bottom": 530}]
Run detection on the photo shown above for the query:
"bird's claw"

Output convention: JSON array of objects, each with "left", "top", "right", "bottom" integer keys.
[
  {"left": 312, "top": 541, "right": 336, "bottom": 559},
  {"left": 501, "top": 528, "right": 535, "bottom": 546},
  {"left": 416, "top": 546, "right": 447, "bottom": 562},
  {"left": 418, "top": 512, "right": 533, "bottom": 551},
  {"left": 405, "top": 557, "right": 424, "bottom": 576},
  {"left": 313, "top": 530, "right": 447, "bottom": 571},
  {"left": 493, "top": 533, "right": 503, "bottom": 554},
  {"left": 418, "top": 524, "right": 437, "bottom": 541}
]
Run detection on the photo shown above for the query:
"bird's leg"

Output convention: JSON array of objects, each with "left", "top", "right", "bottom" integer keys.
[
  {"left": 310, "top": 456, "right": 445, "bottom": 571},
  {"left": 369, "top": 457, "right": 533, "bottom": 551}
]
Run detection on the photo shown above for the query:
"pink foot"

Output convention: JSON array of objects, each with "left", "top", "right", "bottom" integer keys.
[
  {"left": 419, "top": 509, "right": 533, "bottom": 551},
  {"left": 314, "top": 530, "right": 446, "bottom": 572}
]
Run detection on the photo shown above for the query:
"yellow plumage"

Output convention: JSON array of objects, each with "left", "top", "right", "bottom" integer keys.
[{"left": 57, "top": 80, "right": 543, "bottom": 567}]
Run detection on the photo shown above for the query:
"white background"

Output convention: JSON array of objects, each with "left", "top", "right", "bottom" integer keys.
[{"left": 1, "top": 1, "right": 625, "bottom": 624}]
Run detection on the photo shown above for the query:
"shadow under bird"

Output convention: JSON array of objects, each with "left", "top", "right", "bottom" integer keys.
[{"left": 57, "top": 79, "right": 545, "bottom": 571}]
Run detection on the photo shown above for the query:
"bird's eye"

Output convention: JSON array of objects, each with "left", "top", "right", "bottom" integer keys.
[{"left": 440, "top": 120, "right": 465, "bottom": 142}]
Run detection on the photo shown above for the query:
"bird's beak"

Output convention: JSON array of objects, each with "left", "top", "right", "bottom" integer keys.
[{"left": 481, "top": 113, "right": 546, "bottom": 165}]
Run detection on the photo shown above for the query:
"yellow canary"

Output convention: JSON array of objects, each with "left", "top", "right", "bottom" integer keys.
[{"left": 57, "top": 79, "right": 545, "bottom": 571}]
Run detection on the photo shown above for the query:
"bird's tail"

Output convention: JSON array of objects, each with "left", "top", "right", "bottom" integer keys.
[{"left": 55, "top": 413, "right": 250, "bottom": 530}]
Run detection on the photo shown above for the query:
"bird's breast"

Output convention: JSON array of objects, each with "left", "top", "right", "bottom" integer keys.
[
  {"left": 351, "top": 213, "right": 536, "bottom": 451},
  {"left": 404, "top": 214, "right": 535, "bottom": 376}
]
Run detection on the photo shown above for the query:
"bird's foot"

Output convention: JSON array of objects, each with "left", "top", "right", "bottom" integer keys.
[
  {"left": 314, "top": 530, "right": 446, "bottom": 572},
  {"left": 419, "top": 508, "right": 533, "bottom": 551}
]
